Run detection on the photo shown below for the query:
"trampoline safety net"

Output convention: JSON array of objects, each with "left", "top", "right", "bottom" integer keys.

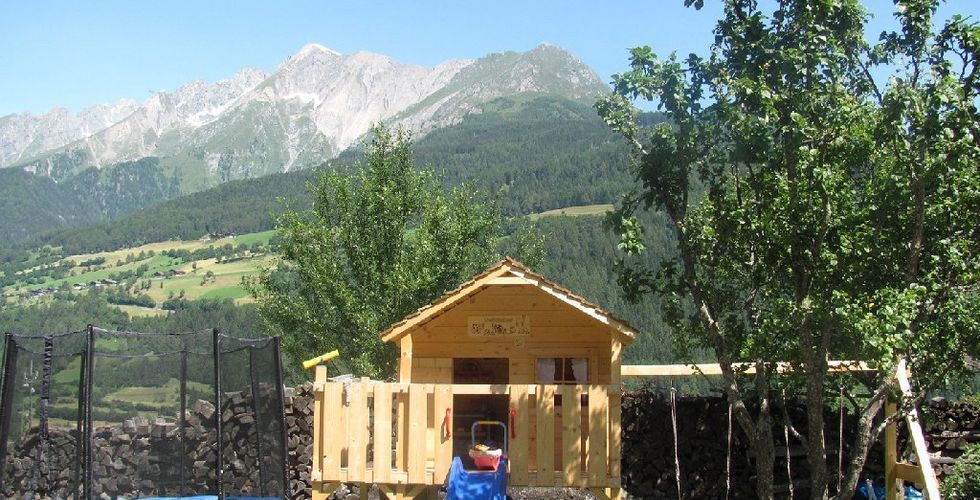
[{"left": 0, "top": 326, "right": 288, "bottom": 500}]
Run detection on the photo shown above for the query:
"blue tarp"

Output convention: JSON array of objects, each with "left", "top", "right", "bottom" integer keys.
[
  {"left": 855, "top": 481, "right": 923, "bottom": 500},
  {"left": 445, "top": 456, "right": 508, "bottom": 500}
]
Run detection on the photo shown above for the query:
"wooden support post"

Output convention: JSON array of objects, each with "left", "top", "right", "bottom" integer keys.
[
  {"left": 322, "top": 382, "right": 344, "bottom": 480},
  {"left": 562, "top": 384, "right": 582, "bottom": 486},
  {"left": 588, "top": 384, "right": 609, "bottom": 486},
  {"left": 397, "top": 337, "right": 413, "bottom": 473},
  {"left": 312, "top": 365, "right": 326, "bottom": 482},
  {"left": 885, "top": 399, "right": 902, "bottom": 500},
  {"left": 348, "top": 379, "right": 368, "bottom": 482},
  {"left": 510, "top": 384, "right": 530, "bottom": 486},
  {"left": 407, "top": 383, "right": 428, "bottom": 484},
  {"left": 434, "top": 384, "right": 453, "bottom": 482},
  {"left": 609, "top": 336, "right": 622, "bottom": 481},
  {"left": 536, "top": 384, "right": 556, "bottom": 486},
  {"left": 374, "top": 383, "right": 393, "bottom": 484}
]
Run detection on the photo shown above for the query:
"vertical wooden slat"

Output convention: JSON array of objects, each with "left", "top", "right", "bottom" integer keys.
[
  {"left": 322, "top": 383, "right": 343, "bottom": 480},
  {"left": 311, "top": 366, "right": 326, "bottom": 482},
  {"left": 588, "top": 385, "right": 609, "bottom": 486},
  {"left": 434, "top": 384, "right": 453, "bottom": 482},
  {"left": 885, "top": 400, "right": 898, "bottom": 500},
  {"left": 535, "top": 384, "right": 556, "bottom": 486},
  {"left": 396, "top": 337, "right": 413, "bottom": 474},
  {"left": 562, "top": 385, "right": 583, "bottom": 486},
  {"left": 407, "top": 384, "right": 428, "bottom": 484},
  {"left": 373, "top": 382, "right": 392, "bottom": 484},
  {"left": 510, "top": 384, "right": 530, "bottom": 486},
  {"left": 347, "top": 380, "right": 368, "bottom": 481},
  {"left": 609, "top": 336, "right": 622, "bottom": 481},
  {"left": 396, "top": 393, "right": 407, "bottom": 471}
]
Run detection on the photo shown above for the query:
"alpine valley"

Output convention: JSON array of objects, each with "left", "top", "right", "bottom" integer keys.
[
  {"left": 0, "top": 43, "right": 608, "bottom": 241},
  {"left": 0, "top": 43, "right": 686, "bottom": 368}
]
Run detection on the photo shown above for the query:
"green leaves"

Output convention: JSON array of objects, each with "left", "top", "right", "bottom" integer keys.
[
  {"left": 251, "top": 126, "right": 516, "bottom": 378},
  {"left": 599, "top": 1, "right": 980, "bottom": 495}
]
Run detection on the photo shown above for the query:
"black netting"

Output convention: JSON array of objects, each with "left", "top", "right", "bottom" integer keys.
[{"left": 0, "top": 327, "right": 287, "bottom": 500}]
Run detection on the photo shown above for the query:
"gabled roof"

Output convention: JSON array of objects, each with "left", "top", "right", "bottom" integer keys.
[{"left": 379, "top": 257, "right": 637, "bottom": 345}]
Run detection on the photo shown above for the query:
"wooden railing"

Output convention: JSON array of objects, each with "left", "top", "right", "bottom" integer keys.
[{"left": 310, "top": 367, "right": 621, "bottom": 498}]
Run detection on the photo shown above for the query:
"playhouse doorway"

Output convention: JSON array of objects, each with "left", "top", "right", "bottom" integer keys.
[{"left": 452, "top": 358, "right": 509, "bottom": 457}]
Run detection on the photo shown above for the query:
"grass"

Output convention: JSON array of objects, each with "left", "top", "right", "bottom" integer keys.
[
  {"left": 528, "top": 204, "right": 613, "bottom": 221},
  {"left": 104, "top": 378, "right": 212, "bottom": 410},
  {"left": 229, "top": 229, "right": 277, "bottom": 247},
  {"left": 113, "top": 304, "right": 169, "bottom": 318},
  {"left": 6, "top": 230, "right": 280, "bottom": 315}
]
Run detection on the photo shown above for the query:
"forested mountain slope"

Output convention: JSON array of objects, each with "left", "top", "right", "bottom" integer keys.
[{"left": 4, "top": 95, "right": 656, "bottom": 258}]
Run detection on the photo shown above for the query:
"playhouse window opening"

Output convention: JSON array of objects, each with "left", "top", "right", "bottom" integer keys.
[
  {"left": 536, "top": 357, "right": 589, "bottom": 406},
  {"left": 536, "top": 357, "right": 589, "bottom": 384}
]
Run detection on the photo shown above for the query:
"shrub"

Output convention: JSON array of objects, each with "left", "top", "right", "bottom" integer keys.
[{"left": 943, "top": 443, "right": 980, "bottom": 500}]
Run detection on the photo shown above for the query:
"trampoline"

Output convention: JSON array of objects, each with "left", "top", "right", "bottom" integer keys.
[{"left": 0, "top": 326, "right": 288, "bottom": 500}]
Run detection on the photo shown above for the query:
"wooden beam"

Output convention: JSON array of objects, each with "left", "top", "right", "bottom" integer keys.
[
  {"left": 621, "top": 360, "right": 875, "bottom": 377},
  {"left": 398, "top": 336, "right": 413, "bottom": 382},
  {"left": 487, "top": 276, "right": 530, "bottom": 285},
  {"left": 893, "top": 462, "right": 925, "bottom": 483},
  {"left": 895, "top": 359, "right": 941, "bottom": 500}
]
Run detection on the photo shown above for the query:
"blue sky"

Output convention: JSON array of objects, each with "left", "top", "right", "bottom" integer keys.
[{"left": 1, "top": 1, "right": 977, "bottom": 116}]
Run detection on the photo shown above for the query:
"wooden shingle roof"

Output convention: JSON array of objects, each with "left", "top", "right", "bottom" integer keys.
[{"left": 379, "top": 257, "right": 638, "bottom": 344}]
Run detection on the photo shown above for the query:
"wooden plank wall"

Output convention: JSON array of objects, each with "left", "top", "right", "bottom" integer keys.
[{"left": 310, "top": 379, "right": 617, "bottom": 492}]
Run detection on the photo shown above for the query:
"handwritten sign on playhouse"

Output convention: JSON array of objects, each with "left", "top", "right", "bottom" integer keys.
[{"left": 468, "top": 315, "right": 531, "bottom": 337}]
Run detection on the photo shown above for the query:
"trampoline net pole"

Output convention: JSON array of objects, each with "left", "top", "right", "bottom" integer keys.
[
  {"left": 73, "top": 342, "right": 87, "bottom": 500},
  {"left": 179, "top": 341, "right": 188, "bottom": 497},
  {"left": 0, "top": 333, "right": 18, "bottom": 496},
  {"left": 248, "top": 346, "right": 266, "bottom": 494},
  {"left": 84, "top": 325, "right": 95, "bottom": 500},
  {"left": 213, "top": 328, "right": 224, "bottom": 500},
  {"left": 273, "top": 336, "right": 290, "bottom": 498}
]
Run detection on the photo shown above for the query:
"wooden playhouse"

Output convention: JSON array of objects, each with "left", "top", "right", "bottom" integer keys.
[{"left": 310, "top": 258, "right": 635, "bottom": 499}]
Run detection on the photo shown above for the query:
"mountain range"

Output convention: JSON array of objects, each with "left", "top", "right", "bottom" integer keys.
[{"left": 1, "top": 43, "right": 608, "bottom": 187}]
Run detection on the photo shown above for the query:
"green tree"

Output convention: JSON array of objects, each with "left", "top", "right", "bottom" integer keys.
[
  {"left": 597, "top": 1, "right": 979, "bottom": 498},
  {"left": 251, "top": 126, "right": 538, "bottom": 378}
]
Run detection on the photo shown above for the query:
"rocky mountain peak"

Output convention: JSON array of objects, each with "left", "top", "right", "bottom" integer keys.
[{"left": 2, "top": 43, "right": 609, "bottom": 187}]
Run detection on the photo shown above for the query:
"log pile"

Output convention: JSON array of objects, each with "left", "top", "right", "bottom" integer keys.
[
  {"left": 1, "top": 382, "right": 294, "bottom": 500},
  {"left": 10, "top": 384, "right": 973, "bottom": 500},
  {"left": 285, "top": 381, "right": 316, "bottom": 500},
  {"left": 619, "top": 390, "right": 890, "bottom": 499},
  {"left": 621, "top": 392, "right": 754, "bottom": 499},
  {"left": 922, "top": 397, "right": 980, "bottom": 478}
]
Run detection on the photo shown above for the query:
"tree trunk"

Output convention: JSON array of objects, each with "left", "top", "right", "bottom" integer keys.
[
  {"left": 754, "top": 404, "right": 777, "bottom": 499},
  {"left": 805, "top": 365, "right": 829, "bottom": 500},
  {"left": 833, "top": 382, "right": 889, "bottom": 500}
]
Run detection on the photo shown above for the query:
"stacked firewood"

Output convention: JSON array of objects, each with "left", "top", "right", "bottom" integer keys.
[
  {"left": 922, "top": 397, "right": 980, "bottom": 478},
  {"left": 621, "top": 392, "right": 754, "bottom": 499},
  {"left": 285, "top": 381, "right": 316, "bottom": 500},
  {"left": 1, "top": 382, "right": 300, "bottom": 499}
]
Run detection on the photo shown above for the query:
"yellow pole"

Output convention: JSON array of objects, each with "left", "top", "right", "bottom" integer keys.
[{"left": 303, "top": 350, "right": 340, "bottom": 370}]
